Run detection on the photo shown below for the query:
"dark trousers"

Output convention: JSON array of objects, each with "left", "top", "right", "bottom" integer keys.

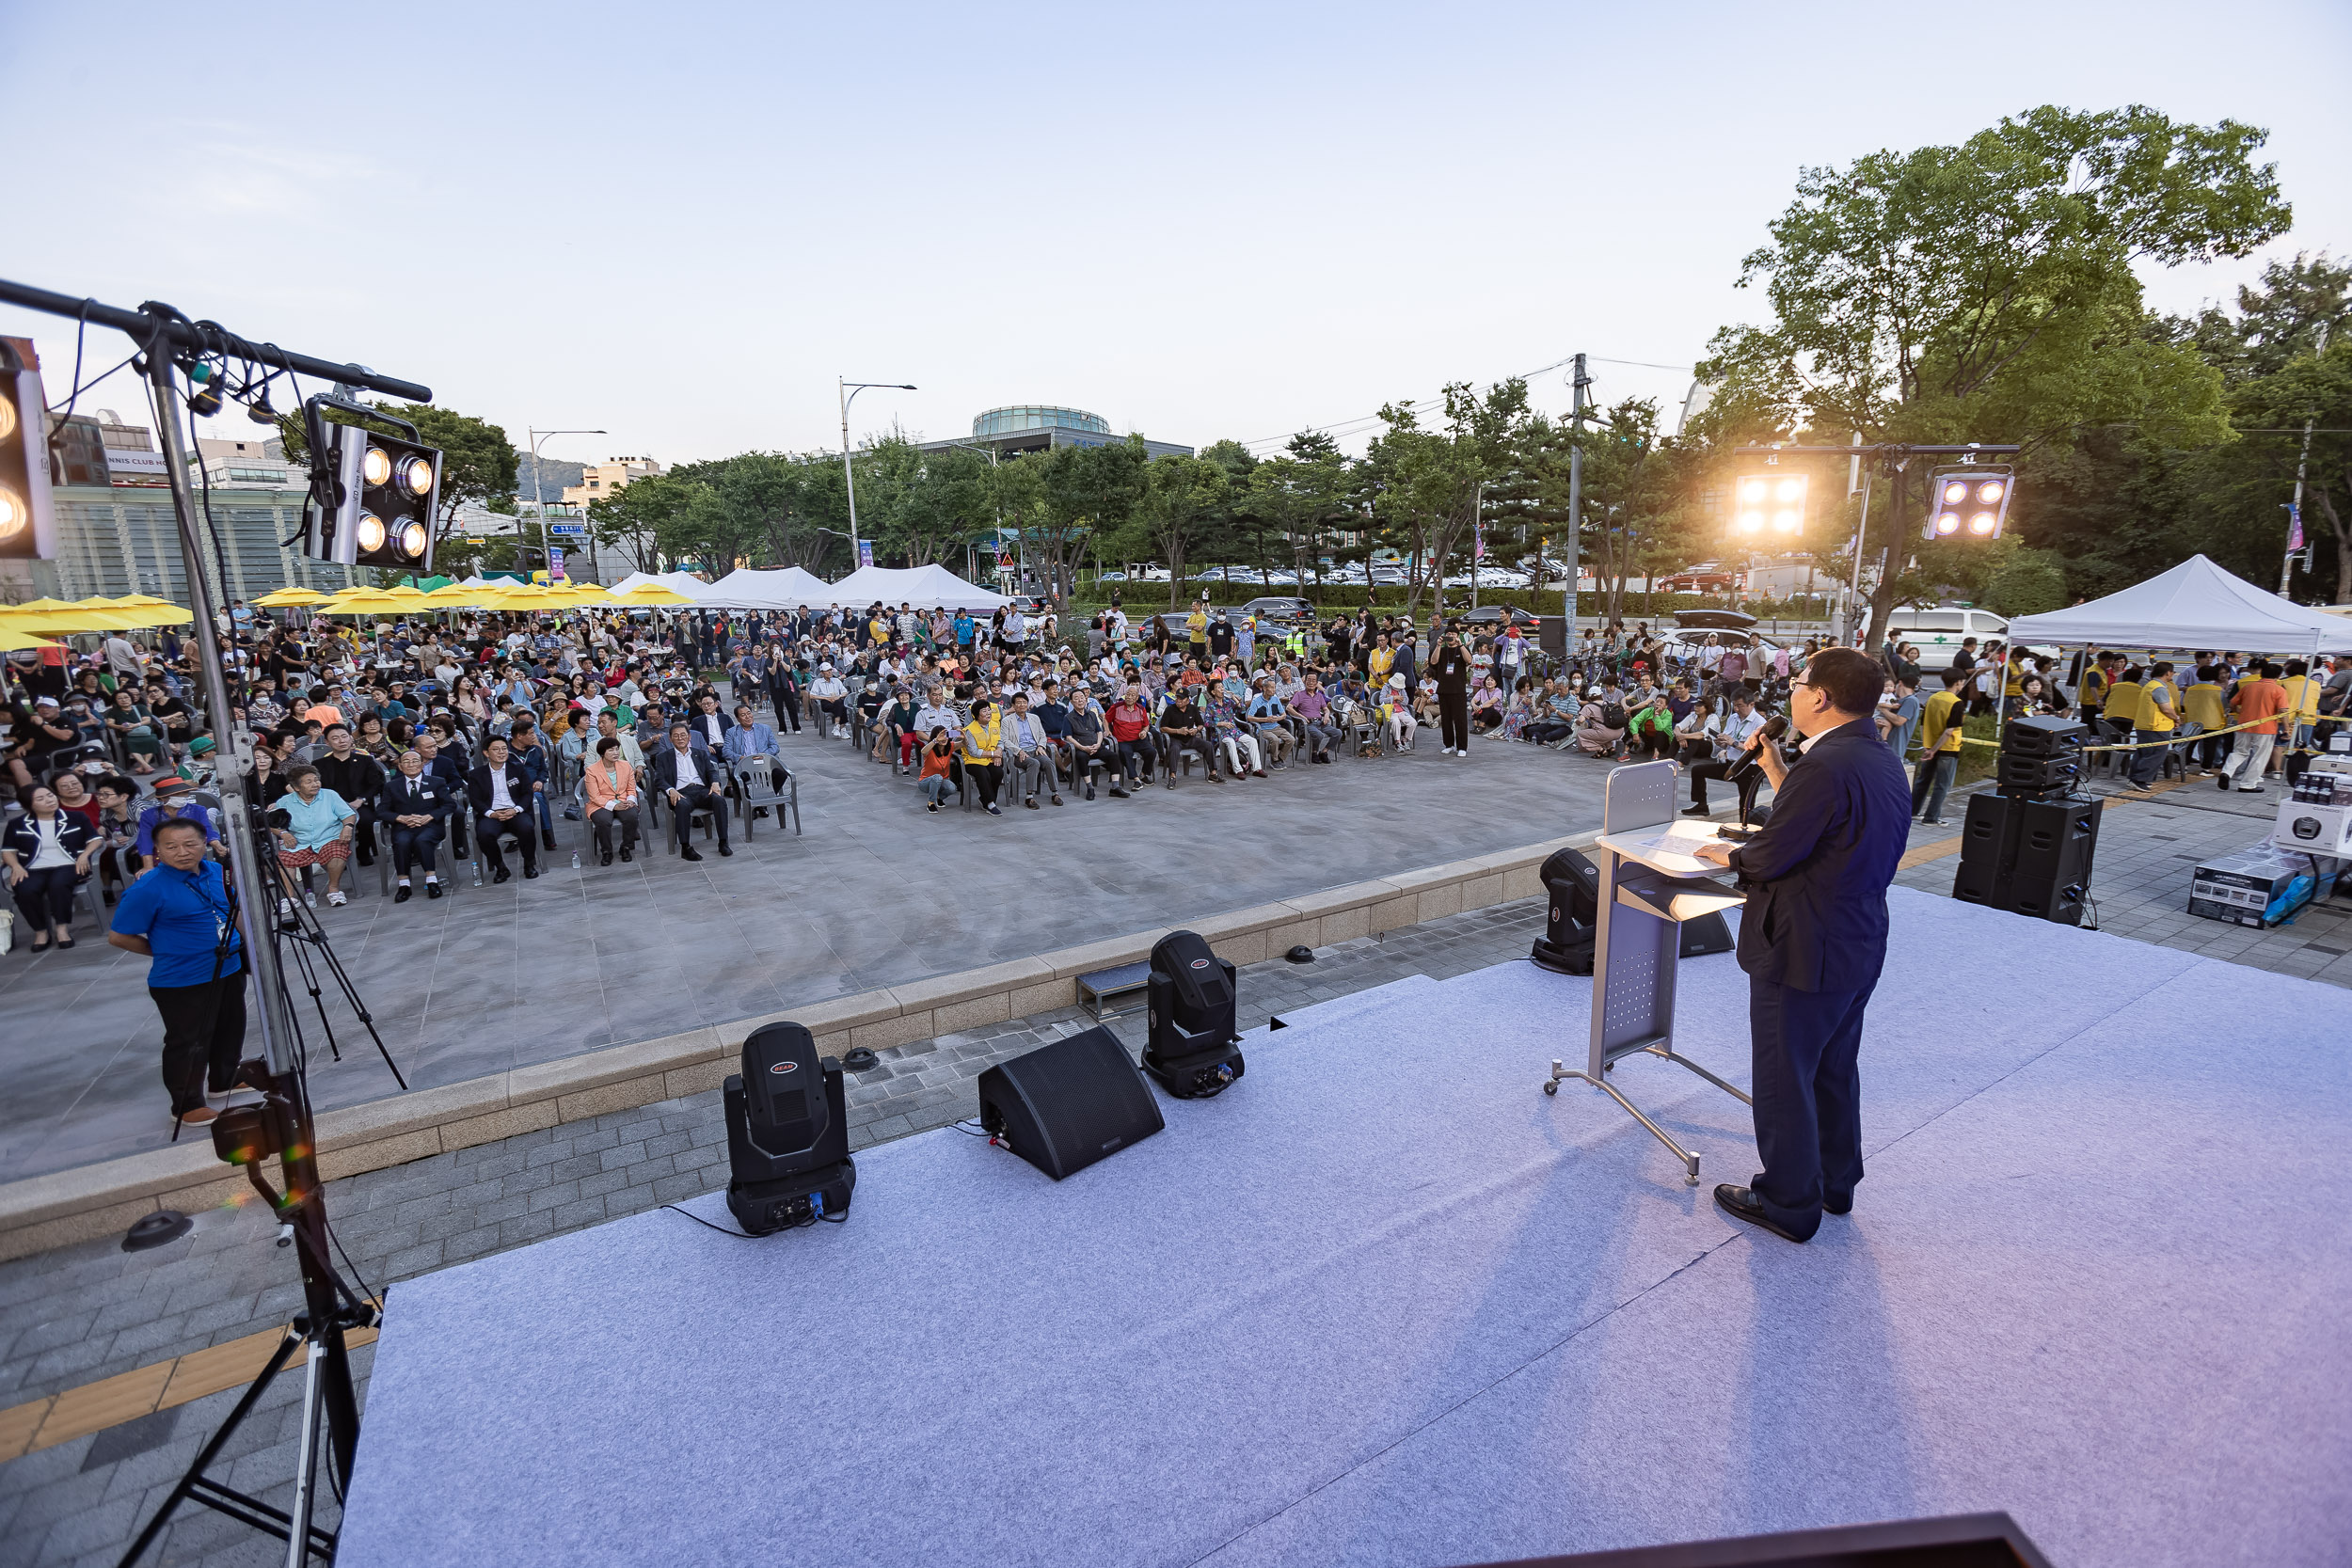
[
  {"left": 473, "top": 812, "right": 538, "bottom": 875},
  {"left": 1116, "top": 737, "right": 1155, "bottom": 784},
  {"left": 1747, "top": 973, "right": 1872, "bottom": 1241},
  {"left": 590, "top": 803, "right": 642, "bottom": 855},
  {"left": 154, "top": 966, "right": 247, "bottom": 1117},
  {"left": 667, "top": 783, "right": 727, "bottom": 847},
  {"left": 1689, "top": 758, "right": 1760, "bottom": 816},
  {"left": 12, "top": 864, "right": 78, "bottom": 926},
  {"left": 962, "top": 761, "right": 1002, "bottom": 807},
  {"left": 389, "top": 823, "right": 444, "bottom": 876},
  {"left": 351, "top": 805, "right": 379, "bottom": 865},
  {"left": 2129, "top": 728, "right": 2174, "bottom": 787},
  {"left": 1438, "top": 687, "right": 1470, "bottom": 750},
  {"left": 772, "top": 682, "right": 802, "bottom": 732},
  {"left": 1629, "top": 724, "right": 1673, "bottom": 760},
  {"left": 1911, "top": 752, "right": 1957, "bottom": 822}
]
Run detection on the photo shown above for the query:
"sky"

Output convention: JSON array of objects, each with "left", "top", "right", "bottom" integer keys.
[{"left": 4, "top": 0, "right": 2346, "bottom": 470}]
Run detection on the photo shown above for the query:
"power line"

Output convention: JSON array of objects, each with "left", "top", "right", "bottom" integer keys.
[{"left": 1233, "top": 348, "right": 1696, "bottom": 451}]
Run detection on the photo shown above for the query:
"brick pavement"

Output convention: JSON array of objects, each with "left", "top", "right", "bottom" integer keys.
[{"left": 7, "top": 768, "right": 2346, "bottom": 1565}]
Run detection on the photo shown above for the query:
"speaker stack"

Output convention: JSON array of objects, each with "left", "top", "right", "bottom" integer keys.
[{"left": 1951, "top": 716, "right": 2104, "bottom": 927}]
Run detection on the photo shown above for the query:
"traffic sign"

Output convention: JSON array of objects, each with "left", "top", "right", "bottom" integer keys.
[{"left": 548, "top": 522, "right": 585, "bottom": 537}]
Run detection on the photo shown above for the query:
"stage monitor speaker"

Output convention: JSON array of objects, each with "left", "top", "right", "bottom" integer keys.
[
  {"left": 1531, "top": 847, "right": 1734, "bottom": 973},
  {"left": 977, "top": 1025, "right": 1165, "bottom": 1180},
  {"left": 1994, "top": 752, "right": 2082, "bottom": 794},
  {"left": 2009, "top": 794, "right": 2101, "bottom": 884},
  {"left": 1144, "top": 929, "right": 1245, "bottom": 1098},
  {"left": 1445, "top": 1508, "right": 2055, "bottom": 1567},
  {"left": 2003, "top": 873, "right": 2088, "bottom": 927},
  {"left": 1999, "top": 715, "right": 2089, "bottom": 759},
  {"left": 723, "top": 1022, "right": 855, "bottom": 1235}
]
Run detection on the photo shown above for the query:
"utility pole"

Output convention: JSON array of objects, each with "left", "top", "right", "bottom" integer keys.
[
  {"left": 2280, "top": 320, "right": 2331, "bottom": 598},
  {"left": 838, "top": 376, "right": 918, "bottom": 571},
  {"left": 1843, "top": 441, "right": 1873, "bottom": 646},
  {"left": 1565, "top": 353, "right": 1587, "bottom": 640}
]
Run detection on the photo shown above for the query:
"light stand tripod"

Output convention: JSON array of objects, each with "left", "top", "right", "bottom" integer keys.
[
  {"left": 0, "top": 277, "right": 435, "bottom": 1567},
  {"left": 258, "top": 832, "right": 407, "bottom": 1088}
]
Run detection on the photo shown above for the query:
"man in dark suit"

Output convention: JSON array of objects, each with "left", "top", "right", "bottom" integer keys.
[
  {"left": 649, "top": 721, "right": 733, "bottom": 862},
  {"left": 378, "top": 748, "right": 453, "bottom": 900},
  {"left": 465, "top": 736, "right": 540, "bottom": 883},
  {"left": 1694, "top": 646, "right": 1913, "bottom": 1243}
]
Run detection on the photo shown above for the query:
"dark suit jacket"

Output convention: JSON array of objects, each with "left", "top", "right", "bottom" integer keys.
[
  {"left": 464, "top": 759, "right": 535, "bottom": 817},
  {"left": 648, "top": 741, "right": 721, "bottom": 794},
  {"left": 377, "top": 770, "right": 453, "bottom": 827},
  {"left": 1726, "top": 720, "right": 1914, "bottom": 992}
]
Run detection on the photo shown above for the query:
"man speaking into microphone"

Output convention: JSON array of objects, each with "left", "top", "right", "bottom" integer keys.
[{"left": 1692, "top": 647, "right": 1912, "bottom": 1243}]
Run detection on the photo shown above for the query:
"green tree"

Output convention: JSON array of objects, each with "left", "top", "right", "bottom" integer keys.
[
  {"left": 1706, "top": 105, "right": 2290, "bottom": 636},
  {"left": 1366, "top": 379, "right": 1532, "bottom": 615},
  {"left": 1135, "top": 453, "right": 1230, "bottom": 608},
  {"left": 587, "top": 473, "right": 726, "bottom": 575}
]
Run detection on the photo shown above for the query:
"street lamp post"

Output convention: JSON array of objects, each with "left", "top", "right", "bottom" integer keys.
[
  {"left": 838, "top": 377, "right": 917, "bottom": 568},
  {"left": 529, "top": 427, "right": 605, "bottom": 580}
]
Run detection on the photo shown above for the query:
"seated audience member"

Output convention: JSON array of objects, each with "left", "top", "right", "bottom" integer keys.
[
  {"left": 314, "top": 723, "right": 387, "bottom": 867},
  {"left": 90, "top": 775, "right": 145, "bottom": 901},
  {"left": 651, "top": 721, "right": 733, "bottom": 859},
  {"left": 377, "top": 748, "right": 453, "bottom": 900},
  {"left": 723, "top": 703, "right": 787, "bottom": 812},
  {"left": 1158, "top": 687, "right": 1217, "bottom": 784},
  {"left": 1065, "top": 687, "right": 1109, "bottom": 799},
  {"left": 1382, "top": 674, "right": 1419, "bottom": 753},
  {"left": 1574, "top": 688, "right": 1624, "bottom": 757},
  {"left": 135, "top": 778, "right": 220, "bottom": 869},
  {"left": 916, "top": 727, "right": 957, "bottom": 812},
  {"left": 1104, "top": 683, "right": 1154, "bottom": 795},
  {"left": 960, "top": 697, "right": 1007, "bottom": 815},
  {"left": 467, "top": 736, "right": 541, "bottom": 882},
  {"left": 4, "top": 784, "right": 97, "bottom": 951},
  {"left": 1000, "top": 692, "right": 1059, "bottom": 808},
  {"left": 581, "top": 736, "right": 644, "bottom": 864},
  {"left": 270, "top": 763, "right": 359, "bottom": 909}
]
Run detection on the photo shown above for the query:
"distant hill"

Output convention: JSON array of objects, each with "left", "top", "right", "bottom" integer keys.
[{"left": 514, "top": 452, "right": 586, "bottom": 503}]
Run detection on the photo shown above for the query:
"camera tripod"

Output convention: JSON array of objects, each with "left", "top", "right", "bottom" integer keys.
[{"left": 261, "top": 835, "right": 407, "bottom": 1089}]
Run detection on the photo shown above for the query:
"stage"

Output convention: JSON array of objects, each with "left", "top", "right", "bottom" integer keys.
[{"left": 336, "top": 889, "right": 2352, "bottom": 1568}]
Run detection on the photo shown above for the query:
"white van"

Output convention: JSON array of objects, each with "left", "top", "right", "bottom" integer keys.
[{"left": 1871, "top": 606, "right": 2010, "bottom": 656}]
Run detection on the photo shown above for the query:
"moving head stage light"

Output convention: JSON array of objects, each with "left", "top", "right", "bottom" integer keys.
[
  {"left": 724, "top": 1023, "right": 856, "bottom": 1235},
  {"left": 1143, "top": 929, "right": 1246, "bottom": 1098}
]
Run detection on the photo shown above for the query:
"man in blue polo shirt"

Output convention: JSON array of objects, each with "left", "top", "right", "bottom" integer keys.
[{"left": 107, "top": 816, "right": 246, "bottom": 1129}]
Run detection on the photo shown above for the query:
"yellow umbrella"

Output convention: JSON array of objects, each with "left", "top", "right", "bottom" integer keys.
[
  {"left": 0, "top": 626, "right": 62, "bottom": 652},
  {"left": 0, "top": 605, "right": 143, "bottom": 633},
  {"left": 423, "top": 581, "right": 481, "bottom": 604},
  {"left": 318, "top": 590, "right": 410, "bottom": 617},
  {"left": 254, "top": 587, "right": 328, "bottom": 607},
  {"left": 381, "top": 584, "right": 430, "bottom": 601},
  {"left": 97, "top": 595, "right": 196, "bottom": 626}
]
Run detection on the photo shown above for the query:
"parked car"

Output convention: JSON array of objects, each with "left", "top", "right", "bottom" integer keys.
[
  {"left": 1238, "top": 596, "right": 1315, "bottom": 626},
  {"left": 1865, "top": 605, "right": 2010, "bottom": 657},
  {"left": 1454, "top": 605, "right": 1545, "bottom": 635},
  {"left": 1096, "top": 570, "right": 1127, "bottom": 583}
]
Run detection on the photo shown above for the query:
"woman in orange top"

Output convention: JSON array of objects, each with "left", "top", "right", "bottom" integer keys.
[
  {"left": 581, "top": 736, "right": 643, "bottom": 863},
  {"left": 917, "top": 726, "right": 958, "bottom": 812}
]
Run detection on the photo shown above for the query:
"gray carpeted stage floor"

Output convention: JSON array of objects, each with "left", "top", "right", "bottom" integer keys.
[{"left": 337, "top": 890, "right": 2352, "bottom": 1568}]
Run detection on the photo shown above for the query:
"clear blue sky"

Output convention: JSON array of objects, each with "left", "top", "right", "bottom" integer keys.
[{"left": 4, "top": 0, "right": 2345, "bottom": 467}]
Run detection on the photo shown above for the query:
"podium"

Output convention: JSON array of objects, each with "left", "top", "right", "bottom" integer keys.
[{"left": 1543, "top": 760, "right": 1752, "bottom": 1184}]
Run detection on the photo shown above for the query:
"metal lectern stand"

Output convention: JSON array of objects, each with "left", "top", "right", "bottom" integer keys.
[{"left": 1543, "top": 760, "right": 1753, "bottom": 1184}]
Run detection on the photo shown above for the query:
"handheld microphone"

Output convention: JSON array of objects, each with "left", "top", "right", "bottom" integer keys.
[{"left": 1726, "top": 714, "right": 1788, "bottom": 774}]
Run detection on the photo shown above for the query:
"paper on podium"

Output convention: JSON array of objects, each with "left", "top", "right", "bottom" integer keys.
[{"left": 1595, "top": 819, "right": 1734, "bottom": 878}]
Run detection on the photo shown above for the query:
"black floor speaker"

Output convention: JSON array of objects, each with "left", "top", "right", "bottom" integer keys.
[
  {"left": 1954, "top": 793, "right": 2101, "bottom": 925},
  {"left": 1998, "top": 715, "right": 2089, "bottom": 758},
  {"left": 1531, "top": 847, "right": 1736, "bottom": 974},
  {"left": 1994, "top": 752, "right": 2083, "bottom": 794},
  {"left": 977, "top": 1024, "right": 1165, "bottom": 1180}
]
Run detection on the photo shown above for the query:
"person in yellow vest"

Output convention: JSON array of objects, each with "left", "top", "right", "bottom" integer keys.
[
  {"left": 2280, "top": 658, "right": 2321, "bottom": 763},
  {"left": 2181, "top": 664, "right": 2230, "bottom": 772},
  {"left": 2100, "top": 665, "right": 2143, "bottom": 746},
  {"left": 1911, "top": 679, "right": 1966, "bottom": 824},
  {"left": 2125, "top": 660, "right": 2179, "bottom": 789},
  {"left": 959, "top": 697, "right": 1006, "bottom": 815},
  {"left": 2076, "top": 653, "right": 2114, "bottom": 725}
]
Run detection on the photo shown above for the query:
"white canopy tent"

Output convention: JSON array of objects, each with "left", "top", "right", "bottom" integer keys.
[
  {"left": 2007, "top": 555, "right": 2352, "bottom": 657},
  {"left": 696, "top": 566, "right": 834, "bottom": 610},
  {"left": 828, "top": 563, "right": 1009, "bottom": 611},
  {"left": 607, "top": 570, "right": 719, "bottom": 603}
]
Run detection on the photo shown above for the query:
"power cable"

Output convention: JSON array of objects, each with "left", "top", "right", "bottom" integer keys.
[{"left": 1234, "top": 348, "right": 1696, "bottom": 450}]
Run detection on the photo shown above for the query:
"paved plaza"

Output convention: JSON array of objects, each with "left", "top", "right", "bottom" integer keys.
[
  {"left": 1, "top": 720, "right": 1612, "bottom": 1185},
  {"left": 4, "top": 756, "right": 2350, "bottom": 1564}
]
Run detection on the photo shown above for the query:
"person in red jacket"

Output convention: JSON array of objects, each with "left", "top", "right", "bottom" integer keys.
[{"left": 1105, "top": 683, "right": 1155, "bottom": 797}]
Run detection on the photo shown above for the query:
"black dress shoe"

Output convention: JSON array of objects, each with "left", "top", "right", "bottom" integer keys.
[
  {"left": 394, "top": 885, "right": 413, "bottom": 904},
  {"left": 680, "top": 845, "right": 704, "bottom": 862},
  {"left": 523, "top": 865, "right": 541, "bottom": 879},
  {"left": 717, "top": 844, "right": 733, "bottom": 857},
  {"left": 492, "top": 866, "right": 512, "bottom": 884},
  {"left": 1823, "top": 1194, "right": 1852, "bottom": 1216},
  {"left": 618, "top": 847, "right": 632, "bottom": 863},
  {"left": 1713, "top": 1184, "right": 1809, "bottom": 1243},
  {"left": 541, "top": 830, "right": 558, "bottom": 851},
  {"left": 599, "top": 850, "right": 613, "bottom": 866},
  {"left": 426, "top": 881, "right": 444, "bottom": 898}
]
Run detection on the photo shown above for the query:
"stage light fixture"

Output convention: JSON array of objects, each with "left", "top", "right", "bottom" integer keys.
[
  {"left": 300, "top": 401, "right": 441, "bottom": 571},
  {"left": 1923, "top": 465, "right": 2015, "bottom": 541},
  {"left": 1731, "top": 471, "right": 1805, "bottom": 538},
  {"left": 0, "top": 338, "right": 56, "bottom": 562}
]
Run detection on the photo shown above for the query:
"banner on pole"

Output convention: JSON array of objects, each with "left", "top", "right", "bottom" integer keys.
[
  {"left": 548, "top": 547, "right": 565, "bottom": 580},
  {"left": 2287, "top": 503, "right": 2304, "bottom": 553},
  {"left": 857, "top": 540, "right": 874, "bottom": 569}
]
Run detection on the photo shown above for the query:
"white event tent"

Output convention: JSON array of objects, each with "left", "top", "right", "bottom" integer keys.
[
  {"left": 606, "top": 570, "right": 719, "bottom": 603},
  {"left": 696, "top": 566, "right": 834, "bottom": 609},
  {"left": 828, "top": 562, "right": 1009, "bottom": 611},
  {"left": 2007, "top": 555, "right": 2352, "bottom": 657}
]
